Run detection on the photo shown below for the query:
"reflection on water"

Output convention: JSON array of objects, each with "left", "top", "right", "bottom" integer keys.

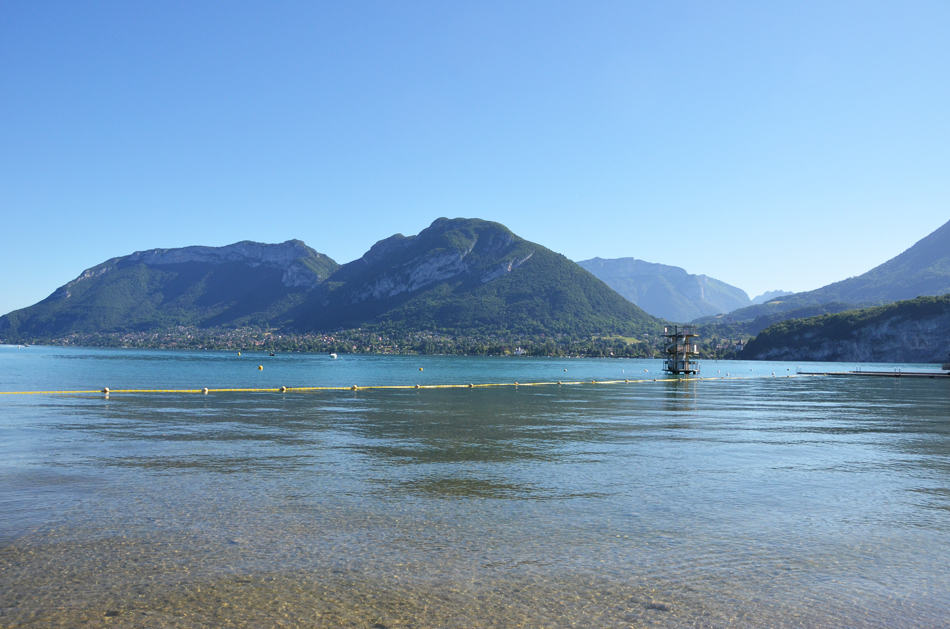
[{"left": 1, "top": 351, "right": 949, "bottom": 627}]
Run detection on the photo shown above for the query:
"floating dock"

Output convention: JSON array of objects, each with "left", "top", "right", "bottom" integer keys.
[{"left": 799, "top": 370, "right": 950, "bottom": 379}]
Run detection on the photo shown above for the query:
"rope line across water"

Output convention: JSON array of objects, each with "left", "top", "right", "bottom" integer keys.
[{"left": 0, "top": 374, "right": 806, "bottom": 396}]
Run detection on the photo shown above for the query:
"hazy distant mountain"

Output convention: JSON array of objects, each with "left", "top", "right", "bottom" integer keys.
[
  {"left": 697, "top": 218, "right": 950, "bottom": 333},
  {"left": 742, "top": 294, "right": 950, "bottom": 363},
  {"left": 751, "top": 290, "right": 793, "bottom": 305},
  {"left": 577, "top": 257, "right": 751, "bottom": 322},
  {"left": 0, "top": 218, "right": 659, "bottom": 342},
  {"left": 0, "top": 240, "right": 339, "bottom": 338}
]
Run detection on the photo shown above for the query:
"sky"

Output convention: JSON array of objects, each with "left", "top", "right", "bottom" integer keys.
[{"left": 1, "top": 1, "right": 948, "bottom": 315}]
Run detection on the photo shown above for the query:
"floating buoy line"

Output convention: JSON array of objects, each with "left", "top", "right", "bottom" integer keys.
[{"left": 0, "top": 373, "right": 809, "bottom": 397}]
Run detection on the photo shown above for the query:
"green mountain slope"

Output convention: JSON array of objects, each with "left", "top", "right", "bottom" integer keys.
[
  {"left": 699, "top": 218, "right": 950, "bottom": 332},
  {"left": 578, "top": 257, "right": 751, "bottom": 322},
  {"left": 0, "top": 219, "right": 659, "bottom": 343},
  {"left": 295, "top": 218, "right": 659, "bottom": 336},
  {"left": 741, "top": 294, "right": 950, "bottom": 363},
  {"left": 0, "top": 241, "right": 338, "bottom": 339}
]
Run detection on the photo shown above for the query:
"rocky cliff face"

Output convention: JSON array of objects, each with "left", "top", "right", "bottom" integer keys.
[
  {"left": 292, "top": 217, "right": 658, "bottom": 335},
  {"left": 742, "top": 295, "right": 950, "bottom": 363},
  {"left": 331, "top": 218, "right": 536, "bottom": 305}
]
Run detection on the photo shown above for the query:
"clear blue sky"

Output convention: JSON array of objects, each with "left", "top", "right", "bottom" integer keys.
[{"left": 2, "top": 1, "right": 947, "bottom": 315}]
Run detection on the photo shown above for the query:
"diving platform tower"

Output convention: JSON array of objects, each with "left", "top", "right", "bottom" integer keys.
[{"left": 663, "top": 325, "right": 699, "bottom": 375}]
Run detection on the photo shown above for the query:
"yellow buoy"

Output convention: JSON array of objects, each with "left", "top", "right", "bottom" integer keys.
[
  {"left": 258, "top": 365, "right": 263, "bottom": 371},
  {"left": 237, "top": 352, "right": 241, "bottom": 356},
  {"left": 419, "top": 367, "right": 424, "bottom": 371}
]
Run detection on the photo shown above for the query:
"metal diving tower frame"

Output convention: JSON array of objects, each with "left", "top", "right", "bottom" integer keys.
[{"left": 663, "top": 325, "right": 699, "bottom": 375}]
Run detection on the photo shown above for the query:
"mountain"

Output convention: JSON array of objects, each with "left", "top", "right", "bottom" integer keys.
[
  {"left": 577, "top": 257, "right": 751, "bottom": 322},
  {"left": 741, "top": 294, "right": 950, "bottom": 363},
  {"left": 751, "top": 290, "right": 793, "bottom": 304},
  {"left": 0, "top": 218, "right": 659, "bottom": 342},
  {"left": 0, "top": 240, "right": 339, "bottom": 339},
  {"left": 296, "top": 218, "right": 658, "bottom": 336},
  {"left": 699, "top": 219, "right": 950, "bottom": 333}
]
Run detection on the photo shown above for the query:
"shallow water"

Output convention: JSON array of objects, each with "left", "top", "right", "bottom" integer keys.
[{"left": 1, "top": 347, "right": 948, "bottom": 627}]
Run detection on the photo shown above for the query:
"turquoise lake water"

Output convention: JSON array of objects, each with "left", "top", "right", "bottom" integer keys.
[{"left": 1, "top": 345, "right": 948, "bottom": 627}]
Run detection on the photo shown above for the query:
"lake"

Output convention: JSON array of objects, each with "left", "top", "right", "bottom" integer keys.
[{"left": 1, "top": 346, "right": 948, "bottom": 627}]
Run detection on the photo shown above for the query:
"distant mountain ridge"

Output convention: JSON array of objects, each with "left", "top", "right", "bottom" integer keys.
[
  {"left": 698, "top": 218, "right": 950, "bottom": 332},
  {"left": 577, "top": 257, "right": 751, "bottom": 322},
  {"left": 0, "top": 218, "right": 659, "bottom": 342},
  {"left": 110, "top": 240, "right": 334, "bottom": 289},
  {"left": 0, "top": 240, "right": 339, "bottom": 338},
  {"left": 751, "top": 290, "right": 793, "bottom": 305}
]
